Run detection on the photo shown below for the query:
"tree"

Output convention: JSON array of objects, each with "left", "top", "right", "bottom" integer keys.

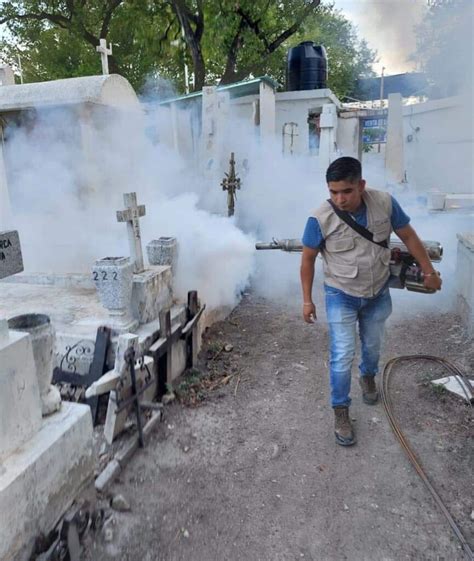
[
  {"left": 0, "top": 1, "right": 124, "bottom": 75},
  {"left": 170, "top": 0, "right": 323, "bottom": 89},
  {"left": 0, "top": 0, "right": 375, "bottom": 97},
  {"left": 277, "top": 3, "right": 376, "bottom": 98},
  {"left": 413, "top": 0, "right": 473, "bottom": 98}
]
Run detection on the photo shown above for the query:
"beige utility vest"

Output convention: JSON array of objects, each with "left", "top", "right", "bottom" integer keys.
[{"left": 313, "top": 188, "right": 393, "bottom": 298}]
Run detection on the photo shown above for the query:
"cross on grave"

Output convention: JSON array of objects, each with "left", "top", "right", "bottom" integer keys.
[
  {"left": 96, "top": 38, "right": 112, "bottom": 75},
  {"left": 221, "top": 152, "right": 241, "bottom": 217},
  {"left": 147, "top": 291, "right": 205, "bottom": 399},
  {"left": 116, "top": 192, "right": 146, "bottom": 273}
]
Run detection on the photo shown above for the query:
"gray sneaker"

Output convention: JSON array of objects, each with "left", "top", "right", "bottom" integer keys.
[
  {"left": 334, "top": 406, "right": 356, "bottom": 446},
  {"left": 359, "top": 376, "right": 379, "bottom": 405}
]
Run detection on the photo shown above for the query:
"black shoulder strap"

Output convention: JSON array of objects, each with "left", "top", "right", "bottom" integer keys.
[{"left": 327, "top": 199, "right": 388, "bottom": 249}]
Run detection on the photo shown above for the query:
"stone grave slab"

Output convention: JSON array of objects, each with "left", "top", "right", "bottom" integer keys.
[
  {"left": 0, "top": 402, "right": 93, "bottom": 561},
  {"left": 131, "top": 265, "right": 173, "bottom": 324},
  {"left": 0, "top": 329, "right": 42, "bottom": 460},
  {"left": 0, "top": 228, "right": 94, "bottom": 561}
]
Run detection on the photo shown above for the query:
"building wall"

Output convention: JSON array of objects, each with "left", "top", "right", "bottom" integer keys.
[
  {"left": 456, "top": 233, "right": 474, "bottom": 336},
  {"left": 403, "top": 94, "right": 473, "bottom": 194},
  {"left": 337, "top": 117, "right": 360, "bottom": 159}
]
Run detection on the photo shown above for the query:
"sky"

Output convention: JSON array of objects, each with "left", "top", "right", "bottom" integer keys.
[{"left": 335, "top": 0, "right": 428, "bottom": 76}]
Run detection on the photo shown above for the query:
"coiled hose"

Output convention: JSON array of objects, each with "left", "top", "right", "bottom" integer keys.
[{"left": 381, "top": 355, "right": 473, "bottom": 561}]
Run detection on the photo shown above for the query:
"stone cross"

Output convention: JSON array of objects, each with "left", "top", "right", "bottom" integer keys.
[
  {"left": 96, "top": 38, "right": 112, "bottom": 75},
  {"left": 116, "top": 193, "right": 146, "bottom": 273}
]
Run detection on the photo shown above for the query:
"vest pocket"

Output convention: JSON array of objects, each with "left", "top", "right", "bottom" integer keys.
[
  {"left": 325, "top": 236, "right": 355, "bottom": 253},
  {"left": 372, "top": 222, "right": 391, "bottom": 243},
  {"left": 380, "top": 249, "right": 391, "bottom": 265},
  {"left": 327, "top": 261, "right": 358, "bottom": 279}
]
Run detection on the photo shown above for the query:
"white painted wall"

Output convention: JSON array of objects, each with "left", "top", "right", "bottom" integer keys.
[
  {"left": 259, "top": 81, "right": 276, "bottom": 141},
  {"left": 337, "top": 116, "right": 360, "bottom": 159},
  {"left": 403, "top": 94, "right": 473, "bottom": 194},
  {"left": 456, "top": 233, "right": 474, "bottom": 336},
  {"left": 274, "top": 90, "right": 338, "bottom": 157}
]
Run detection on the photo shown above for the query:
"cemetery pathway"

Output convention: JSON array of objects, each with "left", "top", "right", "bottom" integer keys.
[{"left": 84, "top": 292, "right": 473, "bottom": 561}]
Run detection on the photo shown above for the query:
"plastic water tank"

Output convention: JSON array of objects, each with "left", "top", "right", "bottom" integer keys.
[{"left": 287, "top": 42, "right": 328, "bottom": 91}]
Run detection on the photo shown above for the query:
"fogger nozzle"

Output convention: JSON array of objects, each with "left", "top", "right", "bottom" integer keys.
[
  {"left": 255, "top": 238, "right": 443, "bottom": 294},
  {"left": 256, "top": 238, "right": 443, "bottom": 262}
]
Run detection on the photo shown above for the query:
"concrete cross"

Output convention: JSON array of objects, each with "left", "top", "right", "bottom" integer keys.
[
  {"left": 96, "top": 38, "right": 112, "bottom": 75},
  {"left": 116, "top": 193, "right": 146, "bottom": 274}
]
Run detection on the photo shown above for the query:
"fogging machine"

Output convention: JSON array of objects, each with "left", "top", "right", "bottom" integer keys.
[{"left": 255, "top": 238, "right": 443, "bottom": 294}]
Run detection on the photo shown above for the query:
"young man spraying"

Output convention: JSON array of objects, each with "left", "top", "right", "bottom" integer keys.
[{"left": 300, "top": 157, "right": 442, "bottom": 446}]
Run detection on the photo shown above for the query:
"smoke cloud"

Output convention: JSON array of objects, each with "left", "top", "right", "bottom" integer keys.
[
  {"left": 2, "top": 62, "right": 471, "bottom": 317},
  {"left": 2, "top": 103, "right": 256, "bottom": 310},
  {"left": 337, "top": 0, "right": 427, "bottom": 74}
]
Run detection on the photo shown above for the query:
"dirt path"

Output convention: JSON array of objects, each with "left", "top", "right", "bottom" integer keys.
[{"left": 84, "top": 292, "right": 473, "bottom": 561}]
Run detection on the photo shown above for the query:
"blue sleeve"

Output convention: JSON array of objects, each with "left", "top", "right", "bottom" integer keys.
[
  {"left": 390, "top": 196, "right": 410, "bottom": 230},
  {"left": 302, "top": 217, "right": 325, "bottom": 249}
]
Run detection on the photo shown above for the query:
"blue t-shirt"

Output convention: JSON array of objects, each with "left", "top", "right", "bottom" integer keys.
[{"left": 302, "top": 195, "right": 410, "bottom": 250}]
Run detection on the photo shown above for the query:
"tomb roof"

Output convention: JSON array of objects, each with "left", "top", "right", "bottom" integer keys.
[
  {"left": 158, "top": 75, "right": 280, "bottom": 105},
  {"left": 0, "top": 74, "right": 139, "bottom": 113}
]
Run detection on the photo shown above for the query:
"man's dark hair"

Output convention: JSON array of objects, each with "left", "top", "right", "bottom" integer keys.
[{"left": 326, "top": 157, "right": 362, "bottom": 183}]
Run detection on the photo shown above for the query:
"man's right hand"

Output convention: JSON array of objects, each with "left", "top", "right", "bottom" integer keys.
[{"left": 303, "top": 302, "right": 317, "bottom": 323}]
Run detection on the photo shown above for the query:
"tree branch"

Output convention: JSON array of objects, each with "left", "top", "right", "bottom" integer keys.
[
  {"left": 100, "top": 0, "right": 124, "bottom": 38},
  {"left": 169, "top": 0, "right": 206, "bottom": 89},
  {"left": 236, "top": 0, "right": 321, "bottom": 54},
  {"left": 0, "top": 11, "right": 71, "bottom": 29},
  {"left": 219, "top": 16, "right": 247, "bottom": 84}
]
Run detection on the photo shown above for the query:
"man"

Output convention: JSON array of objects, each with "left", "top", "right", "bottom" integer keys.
[{"left": 300, "top": 157, "right": 442, "bottom": 446}]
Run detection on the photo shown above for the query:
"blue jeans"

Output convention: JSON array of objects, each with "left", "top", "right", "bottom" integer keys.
[{"left": 324, "top": 283, "right": 392, "bottom": 408}]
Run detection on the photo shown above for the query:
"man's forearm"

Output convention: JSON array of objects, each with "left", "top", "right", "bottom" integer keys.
[
  {"left": 395, "top": 225, "right": 436, "bottom": 274},
  {"left": 300, "top": 261, "right": 315, "bottom": 302},
  {"left": 403, "top": 235, "right": 435, "bottom": 274}
]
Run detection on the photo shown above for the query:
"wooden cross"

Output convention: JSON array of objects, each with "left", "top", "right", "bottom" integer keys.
[
  {"left": 96, "top": 38, "right": 112, "bottom": 75},
  {"left": 116, "top": 192, "right": 146, "bottom": 273},
  {"left": 146, "top": 291, "right": 205, "bottom": 399}
]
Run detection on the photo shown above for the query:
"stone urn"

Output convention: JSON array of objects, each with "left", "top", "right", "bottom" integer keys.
[
  {"left": 92, "top": 256, "right": 137, "bottom": 331},
  {"left": 8, "top": 313, "right": 61, "bottom": 416},
  {"left": 428, "top": 192, "right": 446, "bottom": 211},
  {"left": 147, "top": 237, "right": 178, "bottom": 274}
]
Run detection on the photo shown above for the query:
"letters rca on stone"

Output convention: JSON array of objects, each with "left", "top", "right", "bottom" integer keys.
[{"left": 0, "top": 230, "right": 23, "bottom": 278}]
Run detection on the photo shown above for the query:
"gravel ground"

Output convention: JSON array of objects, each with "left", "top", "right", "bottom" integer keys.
[{"left": 82, "top": 290, "right": 473, "bottom": 561}]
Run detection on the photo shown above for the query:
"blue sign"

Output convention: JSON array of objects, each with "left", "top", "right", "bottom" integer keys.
[{"left": 362, "top": 116, "right": 387, "bottom": 144}]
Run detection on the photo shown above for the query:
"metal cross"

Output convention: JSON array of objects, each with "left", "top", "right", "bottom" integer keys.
[
  {"left": 282, "top": 122, "right": 299, "bottom": 155},
  {"left": 116, "top": 192, "right": 146, "bottom": 273},
  {"left": 96, "top": 38, "right": 112, "bottom": 75},
  {"left": 221, "top": 152, "right": 241, "bottom": 217}
]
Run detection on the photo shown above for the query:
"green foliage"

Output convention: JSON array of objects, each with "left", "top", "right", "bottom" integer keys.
[
  {"left": 0, "top": 0, "right": 376, "bottom": 97},
  {"left": 362, "top": 127, "right": 385, "bottom": 152}
]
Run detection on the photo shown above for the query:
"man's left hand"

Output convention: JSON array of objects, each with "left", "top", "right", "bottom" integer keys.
[{"left": 424, "top": 271, "right": 442, "bottom": 291}]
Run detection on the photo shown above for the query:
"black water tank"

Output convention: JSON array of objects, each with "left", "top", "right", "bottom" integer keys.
[{"left": 287, "top": 42, "right": 328, "bottom": 91}]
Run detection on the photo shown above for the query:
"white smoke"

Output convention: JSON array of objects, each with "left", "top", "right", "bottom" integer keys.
[
  {"left": 336, "top": 0, "right": 427, "bottom": 74},
  {"left": 3, "top": 66, "right": 471, "bottom": 317},
  {"left": 3, "top": 103, "right": 255, "bottom": 310}
]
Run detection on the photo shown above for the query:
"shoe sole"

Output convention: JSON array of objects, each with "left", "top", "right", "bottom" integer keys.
[
  {"left": 362, "top": 394, "right": 379, "bottom": 405},
  {"left": 335, "top": 433, "right": 357, "bottom": 446}
]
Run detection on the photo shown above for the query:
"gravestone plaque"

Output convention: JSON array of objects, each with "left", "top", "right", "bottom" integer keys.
[{"left": 0, "top": 230, "right": 23, "bottom": 280}]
